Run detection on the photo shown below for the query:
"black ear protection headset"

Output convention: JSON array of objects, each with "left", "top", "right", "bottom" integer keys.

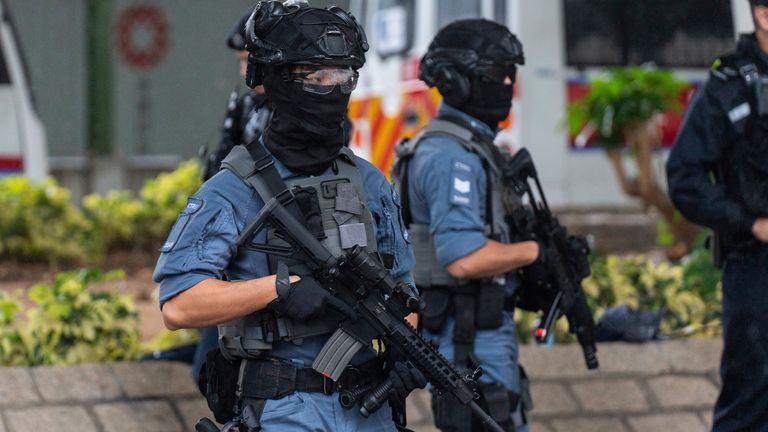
[
  {"left": 244, "top": 1, "right": 368, "bottom": 88},
  {"left": 419, "top": 48, "right": 480, "bottom": 107}
]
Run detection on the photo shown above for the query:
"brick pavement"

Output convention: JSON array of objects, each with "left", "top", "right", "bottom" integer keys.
[{"left": 0, "top": 339, "right": 722, "bottom": 431}]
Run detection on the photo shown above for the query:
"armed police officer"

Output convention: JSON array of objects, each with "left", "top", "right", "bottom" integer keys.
[
  {"left": 667, "top": 1, "right": 768, "bottom": 430},
  {"left": 391, "top": 20, "right": 539, "bottom": 432},
  {"left": 155, "top": 2, "right": 425, "bottom": 430}
]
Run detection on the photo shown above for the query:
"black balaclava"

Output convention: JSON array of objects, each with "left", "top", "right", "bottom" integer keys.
[
  {"left": 463, "top": 76, "right": 514, "bottom": 130},
  {"left": 263, "top": 68, "right": 350, "bottom": 175}
]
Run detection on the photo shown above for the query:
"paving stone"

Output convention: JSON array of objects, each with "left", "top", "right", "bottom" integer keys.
[
  {"left": 0, "top": 415, "right": 6, "bottom": 432},
  {"left": 648, "top": 376, "right": 719, "bottom": 408},
  {"left": 699, "top": 410, "right": 713, "bottom": 430},
  {"left": 570, "top": 379, "right": 648, "bottom": 413},
  {"left": 628, "top": 413, "right": 706, "bottom": 432},
  {"left": 519, "top": 344, "right": 595, "bottom": 379},
  {"left": 32, "top": 364, "right": 122, "bottom": 402},
  {"left": 94, "top": 401, "right": 182, "bottom": 432},
  {"left": 5, "top": 406, "right": 97, "bottom": 432},
  {"left": 0, "top": 368, "right": 39, "bottom": 406},
  {"left": 111, "top": 361, "right": 197, "bottom": 398},
  {"left": 174, "top": 397, "right": 212, "bottom": 430},
  {"left": 406, "top": 389, "right": 434, "bottom": 426},
  {"left": 663, "top": 339, "right": 722, "bottom": 373},
  {"left": 528, "top": 420, "right": 555, "bottom": 432},
  {"left": 591, "top": 343, "right": 670, "bottom": 375},
  {"left": 551, "top": 418, "right": 629, "bottom": 432},
  {"left": 529, "top": 382, "right": 578, "bottom": 414}
]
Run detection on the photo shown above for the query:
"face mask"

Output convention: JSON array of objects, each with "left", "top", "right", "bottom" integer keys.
[
  {"left": 461, "top": 76, "right": 513, "bottom": 130},
  {"left": 262, "top": 69, "right": 351, "bottom": 175}
]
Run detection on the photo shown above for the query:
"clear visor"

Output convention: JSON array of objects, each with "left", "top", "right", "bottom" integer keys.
[{"left": 291, "top": 67, "right": 359, "bottom": 95}]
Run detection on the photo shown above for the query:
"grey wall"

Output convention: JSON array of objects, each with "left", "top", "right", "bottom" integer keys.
[{"left": 6, "top": 0, "right": 87, "bottom": 157}]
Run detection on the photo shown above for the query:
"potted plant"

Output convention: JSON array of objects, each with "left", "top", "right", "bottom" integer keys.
[{"left": 567, "top": 66, "right": 700, "bottom": 259}]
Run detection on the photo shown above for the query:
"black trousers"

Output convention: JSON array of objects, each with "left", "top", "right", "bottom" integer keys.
[{"left": 713, "top": 247, "right": 768, "bottom": 432}]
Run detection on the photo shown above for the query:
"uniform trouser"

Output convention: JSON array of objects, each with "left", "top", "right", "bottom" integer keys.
[
  {"left": 424, "top": 312, "right": 529, "bottom": 432},
  {"left": 713, "top": 248, "right": 768, "bottom": 432},
  {"left": 255, "top": 391, "right": 396, "bottom": 431}
]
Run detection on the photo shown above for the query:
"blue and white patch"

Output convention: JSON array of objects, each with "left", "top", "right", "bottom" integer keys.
[
  {"left": 450, "top": 158, "right": 475, "bottom": 207},
  {"left": 453, "top": 160, "right": 472, "bottom": 172},
  {"left": 160, "top": 197, "right": 203, "bottom": 252},
  {"left": 729, "top": 102, "right": 751, "bottom": 124}
]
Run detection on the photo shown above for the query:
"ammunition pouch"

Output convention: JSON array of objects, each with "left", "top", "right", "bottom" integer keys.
[
  {"left": 420, "top": 288, "right": 452, "bottom": 333},
  {"left": 432, "top": 391, "right": 473, "bottom": 432},
  {"left": 432, "top": 372, "right": 529, "bottom": 432},
  {"left": 199, "top": 348, "right": 242, "bottom": 424},
  {"left": 420, "top": 284, "right": 507, "bottom": 334}
]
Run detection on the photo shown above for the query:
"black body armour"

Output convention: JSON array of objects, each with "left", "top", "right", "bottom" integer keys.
[
  {"left": 216, "top": 144, "right": 378, "bottom": 360},
  {"left": 713, "top": 38, "right": 768, "bottom": 217}
]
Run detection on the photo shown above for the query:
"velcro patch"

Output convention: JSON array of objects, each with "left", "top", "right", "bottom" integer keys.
[{"left": 729, "top": 102, "right": 751, "bottom": 124}]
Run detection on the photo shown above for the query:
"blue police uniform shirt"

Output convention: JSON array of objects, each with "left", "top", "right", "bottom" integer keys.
[
  {"left": 407, "top": 103, "right": 522, "bottom": 390},
  {"left": 153, "top": 145, "right": 415, "bottom": 367}
]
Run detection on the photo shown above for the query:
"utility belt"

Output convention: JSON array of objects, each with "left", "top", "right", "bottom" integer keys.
[
  {"left": 238, "top": 357, "right": 385, "bottom": 400},
  {"left": 200, "top": 349, "right": 386, "bottom": 427},
  {"left": 420, "top": 282, "right": 512, "bottom": 334},
  {"left": 236, "top": 357, "right": 388, "bottom": 431}
]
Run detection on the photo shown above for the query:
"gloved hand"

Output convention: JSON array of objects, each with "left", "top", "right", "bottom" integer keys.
[
  {"left": 268, "top": 276, "right": 356, "bottom": 321},
  {"left": 387, "top": 361, "right": 427, "bottom": 400}
]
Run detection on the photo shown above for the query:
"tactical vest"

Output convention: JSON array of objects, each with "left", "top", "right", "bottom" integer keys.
[
  {"left": 716, "top": 52, "right": 768, "bottom": 216},
  {"left": 216, "top": 144, "right": 378, "bottom": 359},
  {"left": 391, "top": 117, "right": 519, "bottom": 364},
  {"left": 391, "top": 118, "right": 512, "bottom": 287}
]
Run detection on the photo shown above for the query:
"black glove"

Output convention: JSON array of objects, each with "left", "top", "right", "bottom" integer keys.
[
  {"left": 387, "top": 361, "right": 427, "bottom": 400},
  {"left": 268, "top": 276, "right": 356, "bottom": 321}
]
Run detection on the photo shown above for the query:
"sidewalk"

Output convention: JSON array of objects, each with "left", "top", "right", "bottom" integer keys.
[{"left": 0, "top": 339, "right": 721, "bottom": 431}]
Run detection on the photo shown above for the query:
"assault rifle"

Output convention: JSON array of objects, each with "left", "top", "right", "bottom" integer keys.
[
  {"left": 502, "top": 148, "right": 599, "bottom": 370},
  {"left": 212, "top": 196, "right": 505, "bottom": 432}
]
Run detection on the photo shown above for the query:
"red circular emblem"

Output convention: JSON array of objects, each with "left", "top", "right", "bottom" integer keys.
[{"left": 117, "top": 5, "right": 169, "bottom": 69}]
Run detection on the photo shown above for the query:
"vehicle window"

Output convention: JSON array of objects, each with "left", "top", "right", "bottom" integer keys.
[
  {"left": 564, "top": 0, "right": 735, "bottom": 68},
  {"left": 494, "top": 0, "right": 507, "bottom": 26},
  {"left": 375, "top": 0, "right": 415, "bottom": 58},
  {"left": 437, "top": 0, "right": 481, "bottom": 30},
  {"left": 0, "top": 32, "right": 10, "bottom": 84}
]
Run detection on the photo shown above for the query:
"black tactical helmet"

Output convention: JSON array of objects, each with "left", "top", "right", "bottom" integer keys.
[
  {"left": 244, "top": 0, "right": 368, "bottom": 87},
  {"left": 750, "top": 0, "right": 768, "bottom": 6},
  {"left": 420, "top": 19, "right": 524, "bottom": 106},
  {"left": 226, "top": 9, "right": 253, "bottom": 50}
]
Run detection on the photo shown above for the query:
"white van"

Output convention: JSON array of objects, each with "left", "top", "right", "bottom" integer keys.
[
  {"left": 0, "top": 0, "right": 47, "bottom": 181},
  {"left": 348, "top": 0, "right": 752, "bottom": 206}
]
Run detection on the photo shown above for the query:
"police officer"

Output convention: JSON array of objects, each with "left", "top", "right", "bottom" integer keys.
[
  {"left": 391, "top": 20, "right": 539, "bottom": 431},
  {"left": 667, "top": 1, "right": 768, "bottom": 430},
  {"left": 155, "top": 2, "right": 425, "bottom": 430},
  {"left": 201, "top": 9, "right": 272, "bottom": 182}
]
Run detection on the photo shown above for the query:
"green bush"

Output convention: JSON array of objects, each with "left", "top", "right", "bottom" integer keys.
[
  {"left": 83, "top": 190, "right": 143, "bottom": 250},
  {"left": 0, "top": 292, "right": 28, "bottom": 366},
  {"left": 137, "top": 159, "right": 202, "bottom": 244},
  {"left": 0, "top": 159, "right": 202, "bottom": 264},
  {"left": 516, "top": 250, "right": 722, "bottom": 342},
  {"left": 567, "top": 66, "right": 687, "bottom": 148},
  {"left": 0, "top": 269, "right": 142, "bottom": 366},
  {"left": 0, "top": 177, "right": 97, "bottom": 264}
]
